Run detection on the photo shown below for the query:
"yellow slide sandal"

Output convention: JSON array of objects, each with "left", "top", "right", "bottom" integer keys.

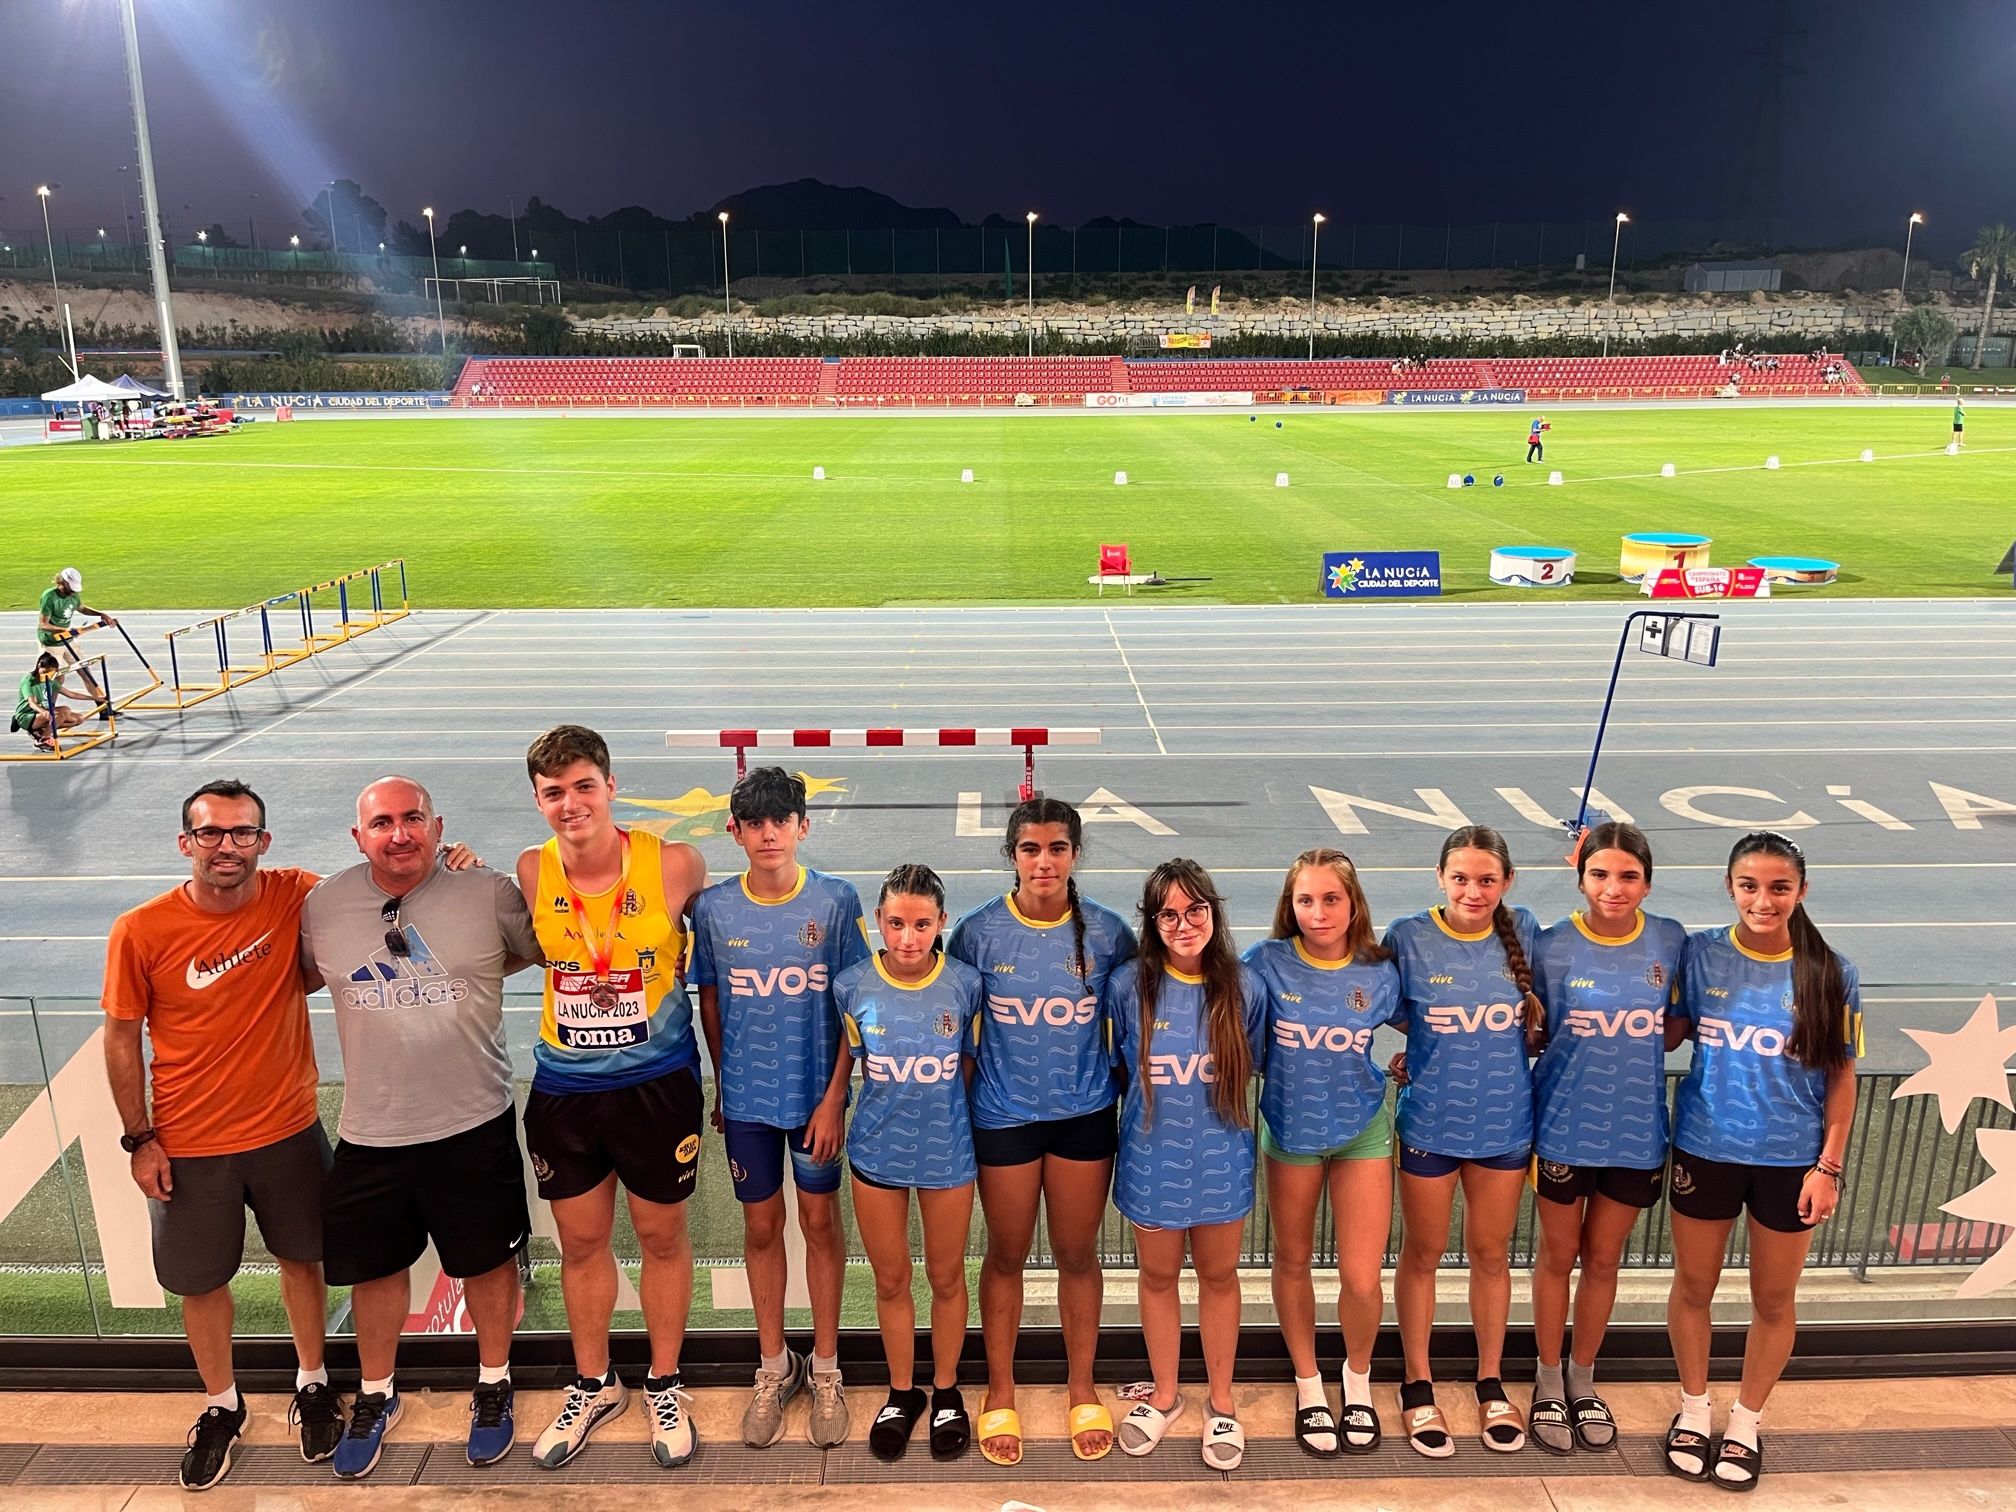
[
  {"left": 977, "top": 1408, "right": 1023, "bottom": 1466},
  {"left": 1069, "top": 1401, "right": 1116, "bottom": 1462}
]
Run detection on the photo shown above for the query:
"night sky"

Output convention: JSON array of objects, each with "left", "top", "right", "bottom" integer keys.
[{"left": 2, "top": 0, "right": 2011, "bottom": 253}]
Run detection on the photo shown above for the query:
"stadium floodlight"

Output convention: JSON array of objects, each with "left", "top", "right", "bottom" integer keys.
[
  {"left": 116, "top": 0, "right": 184, "bottom": 397},
  {"left": 1309, "top": 212, "right": 1326, "bottom": 360},
  {"left": 719, "top": 210, "right": 733, "bottom": 358},
  {"left": 1026, "top": 211, "right": 1038, "bottom": 357},
  {"left": 423, "top": 206, "right": 446, "bottom": 355},
  {"left": 377, "top": 241, "right": 385, "bottom": 253},
  {"left": 1892, "top": 212, "right": 1926, "bottom": 365},
  {"left": 97, "top": 228, "right": 107, "bottom": 239},
  {"left": 196, "top": 229, "right": 206, "bottom": 242},
  {"left": 35, "top": 185, "right": 77, "bottom": 379},
  {"left": 459, "top": 244, "right": 467, "bottom": 256},
  {"left": 1602, "top": 211, "right": 1629, "bottom": 357}
]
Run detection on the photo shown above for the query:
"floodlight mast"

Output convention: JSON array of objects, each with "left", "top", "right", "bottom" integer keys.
[{"left": 118, "top": 0, "right": 184, "bottom": 399}]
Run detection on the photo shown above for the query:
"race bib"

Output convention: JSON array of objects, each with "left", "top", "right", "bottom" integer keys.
[{"left": 553, "top": 968, "right": 649, "bottom": 1048}]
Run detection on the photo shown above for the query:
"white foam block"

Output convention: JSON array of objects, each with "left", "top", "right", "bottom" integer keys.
[
  {"left": 1447, "top": 473, "right": 1462, "bottom": 488},
  {"left": 1947, "top": 441, "right": 1960, "bottom": 455},
  {"left": 1860, "top": 449, "right": 1874, "bottom": 462},
  {"left": 961, "top": 468, "right": 974, "bottom": 483},
  {"left": 1114, "top": 470, "right": 1128, "bottom": 485},
  {"left": 1764, "top": 455, "right": 1780, "bottom": 469},
  {"left": 1275, "top": 472, "right": 1290, "bottom": 487},
  {"left": 812, "top": 466, "right": 825, "bottom": 480},
  {"left": 1660, "top": 462, "right": 1676, "bottom": 478},
  {"left": 1547, "top": 471, "right": 1563, "bottom": 486}
]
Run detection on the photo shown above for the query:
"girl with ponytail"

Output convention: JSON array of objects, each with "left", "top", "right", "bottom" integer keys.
[
  {"left": 1662, "top": 832, "right": 1861, "bottom": 1492},
  {"left": 945, "top": 798, "right": 1137, "bottom": 1466},
  {"left": 1385, "top": 826, "right": 1542, "bottom": 1459},
  {"left": 1106, "top": 859, "right": 1266, "bottom": 1471}
]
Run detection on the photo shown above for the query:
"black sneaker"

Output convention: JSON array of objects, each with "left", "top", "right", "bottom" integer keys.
[
  {"left": 179, "top": 1402, "right": 247, "bottom": 1491},
  {"left": 291, "top": 1381, "right": 346, "bottom": 1463}
]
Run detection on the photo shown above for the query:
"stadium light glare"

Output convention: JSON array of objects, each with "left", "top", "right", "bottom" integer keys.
[
  {"left": 719, "top": 211, "right": 733, "bottom": 357},
  {"left": 196, "top": 229, "right": 206, "bottom": 242},
  {"left": 1309, "top": 212, "right": 1326, "bottom": 359},
  {"left": 423, "top": 207, "right": 445, "bottom": 355},
  {"left": 289, "top": 234, "right": 299, "bottom": 245},
  {"left": 1603, "top": 211, "right": 1629, "bottom": 357},
  {"left": 1026, "top": 211, "right": 1037, "bottom": 356},
  {"left": 1893, "top": 213, "right": 1927, "bottom": 364}
]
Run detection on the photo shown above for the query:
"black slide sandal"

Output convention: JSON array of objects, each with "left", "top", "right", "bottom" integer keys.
[
  {"left": 1294, "top": 1403, "right": 1340, "bottom": 1458},
  {"left": 1713, "top": 1436, "right": 1762, "bottom": 1492},
  {"left": 1338, "top": 1402, "right": 1382, "bottom": 1455},
  {"left": 1663, "top": 1414, "right": 1712, "bottom": 1482},
  {"left": 929, "top": 1391, "right": 971, "bottom": 1461},
  {"left": 1530, "top": 1396, "right": 1574, "bottom": 1456},
  {"left": 1571, "top": 1394, "right": 1618, "bottom": 1451},
  {"left": 870, "top": 1389, "right": 927, "bottom": 1462}
]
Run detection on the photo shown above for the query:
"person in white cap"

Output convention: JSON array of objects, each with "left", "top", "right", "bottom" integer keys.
[{"left": 38, "top": 568, "right": 117, "bottom": 704}]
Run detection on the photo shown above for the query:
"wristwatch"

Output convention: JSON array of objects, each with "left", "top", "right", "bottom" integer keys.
[{"left": 120, "top": 1128, "right": 158, "bottom": 1154}]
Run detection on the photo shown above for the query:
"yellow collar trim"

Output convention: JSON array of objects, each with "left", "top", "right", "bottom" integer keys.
[
  {"left": 1730, "top": 925, "right": 1793, "bottom": 963},
  {"left": 1291, "top": 938, "right": 1354, "bottom": 971},
  {"left": 1432, "top": 906, "right": 1495, "bottom": 943},
  {"left": 873, "top": 952, "right": 946, "bottom": 991},
  {"left": 741, "top": 866, "right": 807, "bottom": 907},
  {"left": 1005, "top": 891, "right": 1072, "bottom": 929},
  {"left": 1164, "top": 965, "right": 1207, "bottom": 985},
  {"left": 1572, "top": 909, "right": 1644, "bottom": 947}
]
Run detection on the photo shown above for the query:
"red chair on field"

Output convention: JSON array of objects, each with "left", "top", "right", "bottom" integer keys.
[{"left": 1097, "top": 543, "right": 1132, "bottom": 596}]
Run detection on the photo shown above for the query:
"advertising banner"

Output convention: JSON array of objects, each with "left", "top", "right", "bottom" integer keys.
[
  {"left": 1322, "top": 551, "right": 1443, "bottom": 598},
  {"left": 222, "top": 391, "right": 453, "bottom": 411},
  {"left": 1384, "top": 388, "right": 1528, "bottom": 406}
]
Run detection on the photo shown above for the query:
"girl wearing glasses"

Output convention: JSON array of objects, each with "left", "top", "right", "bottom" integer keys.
[
  {"left": 1385, "top": 826, "right": 1542, "bottom": 1458},
  {"left": 1105, "top": 860, "right": 1265, "bottom": 1471},
  {"left": 1243, "top": 849, "right": 1402, "bottom": 1457}
]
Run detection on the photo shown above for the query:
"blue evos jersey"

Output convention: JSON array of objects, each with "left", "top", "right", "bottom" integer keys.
[
  {"left": 837, "top": 953, "right": 985, "bottom": 1189},
  {"left": 1243, "top": 936, "right": 1402, "bottom": 1155}
]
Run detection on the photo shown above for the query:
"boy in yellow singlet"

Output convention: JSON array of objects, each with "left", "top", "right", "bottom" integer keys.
[{"left": 514, "top": 725, "right": 707, "bottom": 1472}]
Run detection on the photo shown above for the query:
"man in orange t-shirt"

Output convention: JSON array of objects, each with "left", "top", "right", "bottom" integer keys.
[{"left": 103, "top": 779, "right": 344, "bottom": 1490}]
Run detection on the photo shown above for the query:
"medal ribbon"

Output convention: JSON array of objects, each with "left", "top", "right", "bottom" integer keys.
[{"left": 561, "top": 831, "right": 631, "bottom": 983}]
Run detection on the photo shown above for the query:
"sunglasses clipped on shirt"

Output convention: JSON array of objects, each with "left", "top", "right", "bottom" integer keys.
[{"left": 380, "top": 895, "right": 411, "bottom": 957}]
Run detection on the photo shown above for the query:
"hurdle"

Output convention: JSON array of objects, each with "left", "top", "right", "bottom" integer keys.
[
  {"left": 127, "top": 558, "right": 411, "bottom": 713},
  {"left": 1, "top": 652, "right": 118, "bottom": 762},
  {"left": 42, "top": 619, "right": 165, "bottom": 712},
  {"left": 665, "top": 726, "right": 1102, "bottom": 802}
]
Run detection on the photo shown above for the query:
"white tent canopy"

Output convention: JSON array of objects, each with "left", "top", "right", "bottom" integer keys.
[{"left": 41, "top": 375, "right": 132, "bottom": 403}]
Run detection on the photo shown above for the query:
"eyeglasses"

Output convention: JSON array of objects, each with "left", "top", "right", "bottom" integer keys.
[
  {"left": 380, "top": 895, "right": 411, "bottom": 957},
  {"left": 186, "top": 826, "right": 264, "bottom": 849},
  {"left": 1152, "top": 901, "right": 1213, "bottom": 931}
]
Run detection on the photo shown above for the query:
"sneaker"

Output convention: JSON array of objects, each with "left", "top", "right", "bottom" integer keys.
[
  {"left": 534, "top": 1373, "right": 627, "bottom": 1470},
  {"left": 179, "top": 1402, "right": 247, "bottom": 1491},
  {"left": 290, "top": 1382, "right": 345, "bottom": 1463},
  {"left": 332, "top": 1392, "right": 402, "bottom": 1480},
  {"left": 467, "top": 1380, "right": 516, "bottom": 1467},
  {"left": 645, "top": 1373, "right": 698, "bottom": 1468},
  {"left": 742, "top": 1350, "right": 806, "bottom": 1449},
  {"left": 808, "top": 1365, "right": 847, "bottom": 1449}
]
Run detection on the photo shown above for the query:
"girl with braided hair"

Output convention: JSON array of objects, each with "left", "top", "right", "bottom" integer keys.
[
  {"left": 1384, "top": 826, "right": 1543, "bottom": 1459},
  {"left": 945, "top": 798, "right": 1137, "bottom": 1466}
]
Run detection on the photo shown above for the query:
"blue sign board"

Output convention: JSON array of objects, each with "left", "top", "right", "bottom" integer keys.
[
  {"left": 1322, "top": 551, "right": 1442, "bottom": 598},
  {"left": 1384, "top": 388, "right": 1527, "bottom": 406}
]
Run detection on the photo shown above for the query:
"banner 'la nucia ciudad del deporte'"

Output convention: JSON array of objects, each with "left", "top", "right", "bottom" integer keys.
[{"left": 1322, "top": 550, "right": 1442, "bottom": 597}]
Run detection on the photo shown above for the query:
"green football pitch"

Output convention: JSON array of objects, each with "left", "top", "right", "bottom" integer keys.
[{"left": 2, "top": 406, "right": 2004, "bottom": 608}]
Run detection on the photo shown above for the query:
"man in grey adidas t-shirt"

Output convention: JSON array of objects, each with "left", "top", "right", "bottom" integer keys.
[{"left": 299, "top": 775, "right": 541, "bottom": 1477}]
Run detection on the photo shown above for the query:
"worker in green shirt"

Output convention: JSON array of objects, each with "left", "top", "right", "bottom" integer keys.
[
  {"left": 12, "top": 652, "right": 95, "bottom": 751},
  {"left": 1952, "top": 400, "right": 1966, "bottom": 450},
  {"left": 37, "top": 567, "right": 117, "bottom": 706}
]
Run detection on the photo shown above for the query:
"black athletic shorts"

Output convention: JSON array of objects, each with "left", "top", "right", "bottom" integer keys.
[
  {"left": 322, "top": 1105, "right": 531, "bottom": 1286},
  {"left": 1668, "top": 1146, "right": 1814, "bottom": 1234},
  {"left": 523, "top": 1064, "right": 703, "bottom": 1206},
  {"left": 151, "top": 1121, "right": 332, "bottom": 1297},
  {"left": 972, "top": 1104, "right": 1118, "bottom": 1168},
  {"left": 1534, "top": 1158, "right": 1665, "bottom": 1210}
]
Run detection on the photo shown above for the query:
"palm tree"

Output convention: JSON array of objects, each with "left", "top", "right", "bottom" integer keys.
[{"left": 1961, "top": 223, "right": 2016, "bottom": 369}]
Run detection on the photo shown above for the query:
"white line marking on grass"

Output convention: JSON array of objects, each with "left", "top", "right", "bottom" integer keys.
[
  {"left": 1492, "top": 442, "right": 2016, "bottom": 489},
  {"left": 1103, "top": 610, "right": 1167, "bottom": 755},
  {"left": 205, "top": 610, "right": 499, "bottom": 758}
]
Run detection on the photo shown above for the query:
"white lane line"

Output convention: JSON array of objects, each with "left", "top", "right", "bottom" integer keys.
[
  {"left": 261, "top": 701, "right": 2016, "bottom": 721},
  {"left": 328, "top": 671, "right": 2016, "bottom": 689},
  {"left": 1104, "top": 609, "right": 1166, "bottom": 756},
  {"left": 81, "top": 743, "right": 2016, "bottom": 762},
  {"left": 204, "top": 611, "right": 500, "bottom": 759}
]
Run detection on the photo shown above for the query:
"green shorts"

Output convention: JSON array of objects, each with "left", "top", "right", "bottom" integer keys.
[{"left": 1260, "top": 1104, "right": 1394, "bottom": 1166}]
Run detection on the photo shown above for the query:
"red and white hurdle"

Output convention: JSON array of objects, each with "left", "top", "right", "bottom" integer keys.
[{"left": 664, "top": 726, "right": 1101, "bottom": 801}]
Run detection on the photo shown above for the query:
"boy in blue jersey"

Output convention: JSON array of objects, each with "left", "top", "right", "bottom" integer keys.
[
  {"left": 1663, "top": 833, "right": 1860, "bottom": 1492},
  {"left": 1528, "top": 823, "right": 1687, "bottom": 1457},
  {"left": 836, "top": 865, "right": 984, "bottom": 1463},
  {"left": 691, "top": 768, "right": 871, "bottom": 1450}
]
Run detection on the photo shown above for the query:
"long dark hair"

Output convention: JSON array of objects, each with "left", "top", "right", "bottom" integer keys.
[
  {"left": 1576, "top": 821, "right": 1655, "bottom": 884},
  {"left": 1135, "top": 858, "right": 1250, "bottom": 1128},
  {"left": 1269, "top": 847, "right": 1391, "bottom": 962},
  {"left": 1438, "top": 825, "right": 1544, "bottom": 1046},
  {"left": 1726, "top": 831, "right": 1849, "bottom": 1071},
  {"left": 1003, "top": 796, "right": 1089, "bottom": 985}
]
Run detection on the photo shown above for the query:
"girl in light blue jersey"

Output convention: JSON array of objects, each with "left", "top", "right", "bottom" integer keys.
[
  {"left": 1386, "top": 825, "right": 1542, "bottom": 1459},
  {"left": 1663, "top": 833, "right": 1859, "bottom": 1492},
  {"left": 1246, "top": 849, "right": 1402, "bottom": 1458},
  {"left": 837, "top": 865, "right": 983, "bottom": 1464},
  {"left": 1529, "top": 823, "right": 1687, "bottom": 1456},
  {"left": 1109, "top": 859, "right": 1265, "bottom": 1472},
  {"left": 947, "top": 797, "right": 1137, "bottom": 1466}
]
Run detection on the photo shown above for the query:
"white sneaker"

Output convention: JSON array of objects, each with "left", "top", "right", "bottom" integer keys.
[
  {"left": 534, "top": 1373, "right": 628, "bottom": 1470},
  {"left": 742, "top": 1350, "right": 805, "bottom": 1449},
  {"left": 646, "top": 1375, "right": 697, "bottom": 1468},
  {"left": 807, "top": 1366, "right": 847, "bottom": 1448}
]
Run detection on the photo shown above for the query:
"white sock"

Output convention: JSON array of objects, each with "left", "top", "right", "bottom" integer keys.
[
  {"left": 1669, "top": 1390, "right": 1712, "bottom": 1475},
  {"left": 1724, "top": 1401, "right": 1762, "bottom": 1450},
  {"left": 362, "top": 1375, "right": 394, "bottom": 1400},
  {"left": 478, "top": 1362, "right": 510, "bottom": 1386},
  {"left": 1293, "top": 1373, "right": 1327, "bottom": 1411},
  {"left": 1341, "top": 1361, "right": 1373, "bottom": 1408},
  {"left": 759, "top": 1349, "right": 789, "bottom": 1376},
  {"left": 295, "top": 1366, "right": 328, "bottom": 1391},
  {"left": 205, "top": 1385, "right": 240, "bottom": 1413},
  {"left": 810, "top": 1352, "right": 839, "bottom": 1376}
]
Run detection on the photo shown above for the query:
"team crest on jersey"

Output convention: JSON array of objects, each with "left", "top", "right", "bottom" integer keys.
[
  {"left": 935, "top": 1010, "right": 957, "bottom": 1038},
  {"left": 1782, "top": 989, "right": 1796, "bottom": 1011},
  {"left": 1349, "top": 985, "right": 1370, "bottom": 1012},
  {"left": 1498, "top": 964, "right": 1518, "bottom": 986},
  {"left": 530, "top": 1151, "right": 554, "bottom": 1181},
  {"left": 623, "top": 890, "right": 642, "bottom": 916},
  {"left": 798, "top": 920, "right": 825, "bottom": 948},
  {"left": 1064, "top": 953, "right": 1088, "bottom": 977},
  {"left": 1645, "top": 962, "right": 1667, "bottom": 990},
  {"left": 638, "top": 947, "right": 658, "bottom": 971}
]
